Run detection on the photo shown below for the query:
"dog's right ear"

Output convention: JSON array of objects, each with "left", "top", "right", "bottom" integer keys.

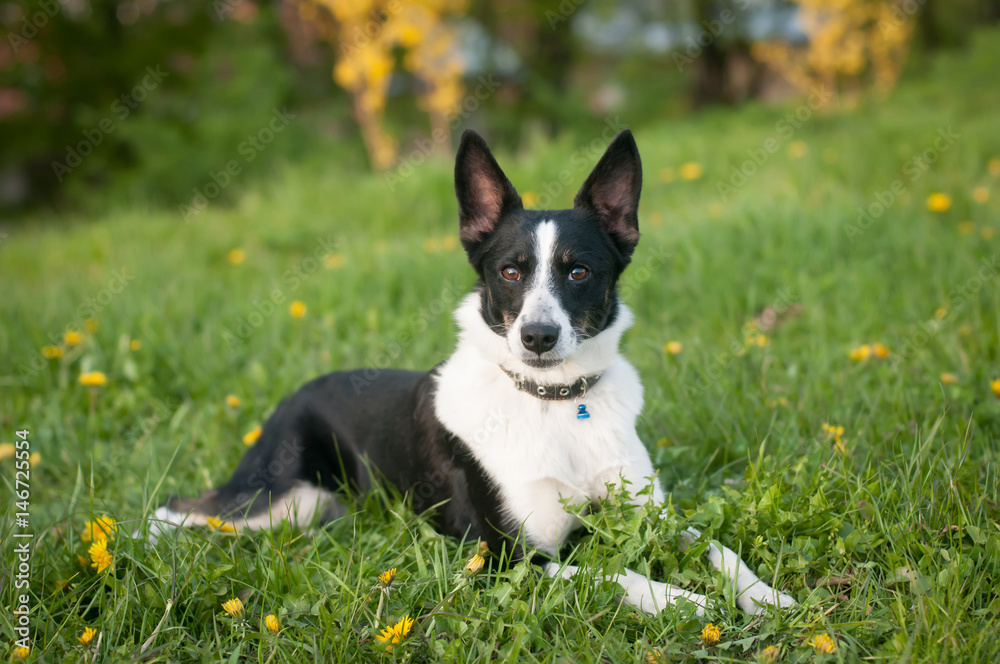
[{"left": 455, "top": 130, "right": 522, "bottom": 254}]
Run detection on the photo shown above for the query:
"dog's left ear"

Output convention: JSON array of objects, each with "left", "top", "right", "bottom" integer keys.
[
  {"left": 455, "top": 130, "right": 523, "bottom": 255},
  {"left": 574, "top": 130, "right": 642, "bottom": 260}
]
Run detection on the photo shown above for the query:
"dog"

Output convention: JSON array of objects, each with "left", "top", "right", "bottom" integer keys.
[{"left": 147, "top": 129, "right": 795, "bottom": 616}]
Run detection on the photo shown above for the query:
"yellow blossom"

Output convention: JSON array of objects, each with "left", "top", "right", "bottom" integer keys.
[
  {"left": 78, "top": 626, "right": 97, "bottom": 646},
  {"left": 664, "top": 341, "right": 683, "bottom": 355},
  {"left": 81, "top": 516, "right": 116, "bottom": 543},
  {"left": 227, "top": 248, "right": 246, "bottom": 265},
  {"left": 991, "top": 379, "right": 1000, "bottom": 397},
  {"left": 0, "top": 443, "right": 14, "bottom": 461},
  {"left": 222, "top": 597, "right": 244, "bottom": 618},
  {"left": 989, "top": 157, "right": 1000, "bottom": 177},
  {"left": 701, "top": 622, "right": 721, "bottom": 646},
  {"left": 79, "top": 371, "right": 108, "bottom": 387},
  {"left": 972, "top": 186, "right": 989, "bottom": 203},
  {"left": 521, "top": 191, "right": 539, "bottom": 208},
  {"left": 375, "top": 615, "right": 414, "bottom": 650},
  {"left": 265, "top": 614, "right": 281, "bottom": 634},
  {"left": 788, "top": 141, "right": 808, "bottom": 158},
  {"left": 289, "top": 300, "right": 307, "bottom": 318},
  {"left": 810, "top": 633, "right": 836, "bottom": 654},
  {"left": 378, "top": 567, "right": 397, "bottom": 587},
  {"left": 12, "top": 646, "right": 29, "bottom": 660},
  {"left": 243, "top": 426, "right": 262, "bottom": 446},
  {"left": 872, "top": 343, "right": 890, "bottom": 359},
  {"left": 982, "top": 227, "right": 995, "bottom": 240},
  {"left": 225, "top": 394, "right": 241, "bottom": 408},
  {"left": 958, "top": 324, "right": 972, "bottom": 336},
  {"left": 679, "top": 162, "right": 703, "bottom": 181},
  {"left": 28, "top": 452, "right": 40, "bottom": 466},
  {"left": 940, "top": 373, "right": 959, "bottom": 385},
  {"left": 64, "top": 330, "right": 83, "bottom": 346},
  {"left": 658, "top": 167, "right": 675, "bottom": 183},
  {"left": 42, "top": 345, "right": 63, "bottom": 359},
  {"left": 849, "top": 345, "right": 871, "bottom": 361},
  {"left": 926, "top": 192, "right": 952, "bottom": 212},
  {"left": 441, "top": 235, "right": 458, "bottom": 250},
  {"left": 324, "top": 253, "right": 345, "bottom": 270},
  {"left": 129, "top": 339, "right": 142, "bottom": 351},
  {"left": 958, "top": 221, "right": 976, "bottom": 235},
  {"left": 758, "top": 644, "right": 781, "bottom": 663},
  {"left": 85, "top": 318, "right": 99, "bottom": 333},
  {"left": 934, "top": 307, "right": 947, "bottom": 320},
  {"left": 206, "top": 516, "right": 236, "bottom": 533},
  {"left": 422, "top": 237, "right": 441, "bottom": 253},
  {"left": 465, "top": 554, "right": 485, "bottom": 574},
  {"left": 89, "top": 539, "right": 113, "bottom": 573}
]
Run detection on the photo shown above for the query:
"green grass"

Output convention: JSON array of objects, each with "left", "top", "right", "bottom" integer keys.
[{"left": 3, "top": 32, "right": 1000, "bottom": 663}]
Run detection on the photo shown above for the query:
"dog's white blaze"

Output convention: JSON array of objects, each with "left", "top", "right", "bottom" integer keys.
[{"left": 509, "top": 220, "right": 576, "bottom": 362}]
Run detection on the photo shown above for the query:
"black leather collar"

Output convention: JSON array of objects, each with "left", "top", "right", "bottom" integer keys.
[{"left": 499, "top": 365, "right": 602, "bottom": 401}]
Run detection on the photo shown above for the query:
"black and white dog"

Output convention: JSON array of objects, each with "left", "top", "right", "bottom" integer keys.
[{"left": 150, "top": 129, "right": 794, "bottom": 615}]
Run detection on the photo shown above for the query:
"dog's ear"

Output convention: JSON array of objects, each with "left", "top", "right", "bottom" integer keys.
[
  {"left": 574, "top": 130, "right": 642, "bottom": 260},
  {"left": 455, "top": 130, "right": 522, "bottom": 253}
]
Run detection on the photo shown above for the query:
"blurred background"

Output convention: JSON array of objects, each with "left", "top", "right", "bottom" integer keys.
[{"left": 1, "top": 0, "right": 996, "bottom": 216}]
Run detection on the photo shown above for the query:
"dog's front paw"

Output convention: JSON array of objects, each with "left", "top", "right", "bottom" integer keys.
[{"left": 738, "top": 584, "right": 796, "bottom": 615}]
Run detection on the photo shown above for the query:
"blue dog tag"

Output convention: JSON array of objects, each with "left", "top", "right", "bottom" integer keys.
[{"left": 577, "top": 404, "right": 590, "bottom": 420}]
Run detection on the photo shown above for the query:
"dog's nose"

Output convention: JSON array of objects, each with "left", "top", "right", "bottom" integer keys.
[{"left": 521, "top": 323, "right": 559, "bottom": 354}]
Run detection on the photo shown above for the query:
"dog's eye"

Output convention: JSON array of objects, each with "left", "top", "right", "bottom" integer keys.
[
  {"left": 501, "top": 266, "right": 521, "bottom": 281},
  {"left": 569, "top": 266, "right": 590, "bottom": 281}
]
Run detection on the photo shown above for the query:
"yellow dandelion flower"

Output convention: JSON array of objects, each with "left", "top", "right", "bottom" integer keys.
[
  {"left": 810, "top": 633, "right": 836, "bottom": 654},
  {"left": 521, "top": 191, "right": 539, "bottom": 208},
  {"left": 129, "top": 339, "right": 142, "bottom": 351},
  {"left": 243, "top": 426, "right": 262, "bottom": 446},
  {"left": 225, "top": 394, "right": 241, "bottom": 408},
  {"left": 64, "top": 330, "right": 83, "bottom": 346},
  {"left": 649, "top": 211, "right": 663, "bottom": 227},
  {"left": 664, "top": 341, "right": 683, "bottom": 355},
  {"left": 0, "top": 443, "right": 14, "bottom": 462},
  {"left": 934, "top": 307, "right": 948, "bottom": 319},
  {"left": 265, "top": 614, "right": 281, "bottom": 634},
  {"left": 701, "top": 622, "right": 721, "bottom": 646},
  {"left": 422, "top": 237, "right": 442, "bottom": 253},
  {"left": 375, "top": 615, "right": 414, "bottom": 650},
  {"left": 78, "top": 626, "right": 97, "bottom": 646},
  {"left": 982, "top": 226, "right": 995, "bottom": 240},
  {"left": 926, "top": 192, "right": 952, "bottom": 212},
  {"left": 972, "top": 186, "right": 989, "bottom": 203},
  {"left": 788, "top": 141, "right": 808, "bottom": 158},
  {"left": 206, "top": 516, "right": 236, "bottom": 533},
  {"left": 755, "top": 334, "right": 769, "bottom": 347},
  {"left": 227, "top": 248, "right": 246, "bottom": 265},
  {"left": 958, "top": 324, "right": 972, "bottom": 336},
  {"left": 872, "top": 343, "right": 890, "bottom": 359},
  {"left": 658, "top": 167, "right": 675, "bottom": 183},
  {"left": 940, "top": 372, "right": 959, "bottom": 385},
  {"left": 958, "top": 221, "right": 976, "bottom": 235},
  {"left": 88, "top": 539, "right": 113, "bottom": 573},
  {"left": 656, "top": 437, "right": 671, "bottom": 447},
  {"left": 28, "top": 452, "right": 40, "bottom": 466},
  {"left": 849, "top": 345, "right": 871, "bottom": 361},
  {"left": 289, "top": 301, "right": 307, "bottom": 318},
  {"left": 758, "top": 644, "right": 781, "bottom": 663},
  {"left": 84, "top": 318, "right": 99, "bottom": 333},
  {"left": 324, "top": 253, "right": 345, "bottom": 270},
  {"left": 989, "top": 157, "right": 1000, "bottom": 177},
  {"left": 441, "top": 235, "right": 459, "bottom": 250},
  {"left": 42, "top": 345, "right": 63, "bottom": 359},
  {"left": 991, "top": 379, "right": 1000, "bottom": 397},
  {"left": 221, "top": 597, "right": 244, "bottom": 618},
  {"left": 12, "top": 646, "right": 30, "bottom": 660},
  {"left": 81, "top": 516, "right": 116, "bottom": 543},
  {"left": 79, "top": 371, "right": 108, "bottom": 387},
  {"left": 465, "top": 554, "right": 485, "bottom": 574},
  {"left": 378, "top": 567, "right": 397, "bottom": 587},
  {"left": 679, "top": 162, "right": 703, "bottom": 181}
]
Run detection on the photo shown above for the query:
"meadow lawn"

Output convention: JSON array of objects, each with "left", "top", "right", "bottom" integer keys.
[{"left": 3, "top": 31, "right": 1000, "bottom": 664}]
